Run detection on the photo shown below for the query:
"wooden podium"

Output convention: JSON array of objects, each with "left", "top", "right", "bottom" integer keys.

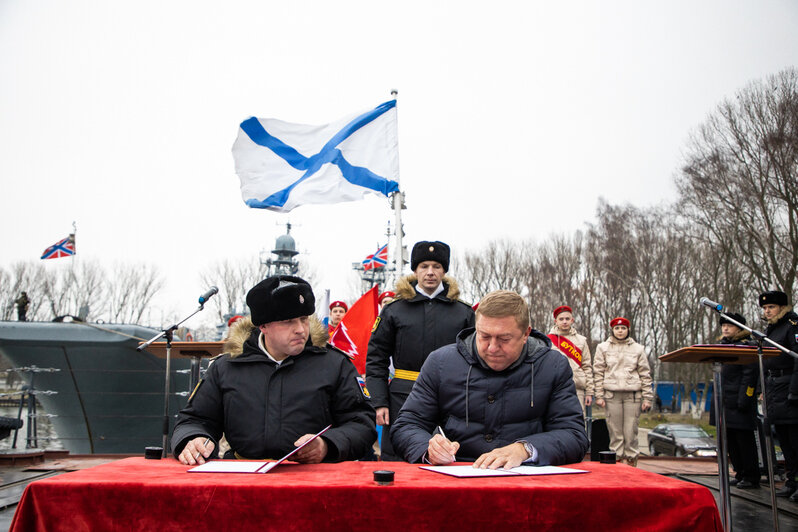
[
  {"left": 660, "top": 344, "right": 780, "bottom": 531},
  {"left": 660, "top": 344, "right": 779, "bottom": 364}
]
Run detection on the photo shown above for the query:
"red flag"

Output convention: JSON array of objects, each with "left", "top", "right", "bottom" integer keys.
[{"left": 330, "top": 286, "right": 379, "bottom": 374}]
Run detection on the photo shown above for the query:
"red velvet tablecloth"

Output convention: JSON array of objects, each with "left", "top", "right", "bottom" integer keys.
[{"left": 10, "top": 458, "right": 721, "bottom": 531}]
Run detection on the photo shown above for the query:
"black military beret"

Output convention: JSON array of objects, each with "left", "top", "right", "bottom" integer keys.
[
  {"left": 759, "top": 290, "right": 788, "bottom": 307},
  {"left": 246, "top": 275, "right": 315, "bottom": 326},
  {"left": 719, "top": 312, "right": 746, "bottom": 327},
  {"left": 411, "top": 241, "right": 450, "bottom": 272}
]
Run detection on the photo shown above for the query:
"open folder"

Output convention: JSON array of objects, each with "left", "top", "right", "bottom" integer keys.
[
  {"left": 420, "top": 465, "right": 588, "bottom": 478},
  {"left": 187, "top": 425, "right": 332, "bottom": 474}
]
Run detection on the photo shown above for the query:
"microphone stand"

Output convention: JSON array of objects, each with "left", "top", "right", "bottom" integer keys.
[
  {"left": 138, "top": 303, "right": 208, "bottom": 458},
  {"left": 704, "top": 307, "right": 798, "bottom": 532}
]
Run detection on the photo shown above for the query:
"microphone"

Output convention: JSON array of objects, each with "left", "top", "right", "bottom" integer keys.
[
  {"left": 699, "top": 297, "right": 723, "bottom": 311},
  {"left": 198, "top": 286, "right": 219, "bottom": 305}
]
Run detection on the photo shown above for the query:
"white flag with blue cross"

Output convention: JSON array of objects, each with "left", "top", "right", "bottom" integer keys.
[{"left": 232, "top": 100, "right": 400, "bottom": 213}]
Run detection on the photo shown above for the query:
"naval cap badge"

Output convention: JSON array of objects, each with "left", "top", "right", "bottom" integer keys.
[{"left": 299, "top": 295, "right": 304, "bottom": 304}]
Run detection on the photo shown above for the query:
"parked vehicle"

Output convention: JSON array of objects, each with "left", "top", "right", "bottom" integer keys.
[{"left": 647, "top": 423, "right": 717, "bottom": 457}]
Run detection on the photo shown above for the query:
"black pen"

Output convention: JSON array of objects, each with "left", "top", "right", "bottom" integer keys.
[{"left": 194, "top": 438, "right": 210, "bottom": 461}]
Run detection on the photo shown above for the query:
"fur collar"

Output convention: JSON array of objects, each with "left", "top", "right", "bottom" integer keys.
[
  {"left": 716, "top": 329, "right": 751, "bottom": 343},
  {"left": 224, "top": 315, "right": 328, "bottom": 358},
  {"left": 767, "top": 305, "right": 793, "bottom": 325},
  {"left": 394, "top": 274, "right": 462, "bottom": 301}
]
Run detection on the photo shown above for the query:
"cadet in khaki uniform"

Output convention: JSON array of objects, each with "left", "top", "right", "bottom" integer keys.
[
  {"left": 594, "top": 317, "right": 653, "bottom": 466},
  {"left": 547, "top": 305, "right": 593, "bottom": 419}
]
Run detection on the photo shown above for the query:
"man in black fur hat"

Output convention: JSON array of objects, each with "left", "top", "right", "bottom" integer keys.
[
  {"left": 366, "top": 240, "right": 475, "bottom": 461},
  {"left": 172, "top": 275, "right": 376, "bottom": 465},
  {"left": 759, "top": 290, "right": 798, "bottom": 499}
]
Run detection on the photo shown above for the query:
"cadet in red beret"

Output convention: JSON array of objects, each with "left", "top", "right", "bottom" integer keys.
[
  {"left": 547, "top": 305, "right": 593, "bottom": 419},
  {"left": 593, "top": 316, "right": 653, "bottom": 467},
  {"left": 329, "top": 301, "right": 348, "bottom": 336}
]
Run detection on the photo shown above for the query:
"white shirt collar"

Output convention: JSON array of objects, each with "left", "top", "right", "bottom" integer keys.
[
  {"left": 416, "top": 282, "right": 445, "bottom": 299},
  {"left": 258, "top": 332, "right": 283, "bottom": 366}
]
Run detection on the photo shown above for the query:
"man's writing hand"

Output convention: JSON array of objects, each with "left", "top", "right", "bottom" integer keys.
[
  {"left": 427, "top": 434, "right": 460, "bottom": 465},
  {"left": 178, "top": 437, "right": 215, "bottom": 466},
  {"left": 293, "top": 434, "right": 328, "bottom": 464},
  {"left": 474, "top": 442, "right": 528, "bottom": 470}
]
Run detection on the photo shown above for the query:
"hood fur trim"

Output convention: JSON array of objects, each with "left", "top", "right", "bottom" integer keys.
[
  {"left": 394, "top": 274, "right": 462, "bottom": 301},
  {"left": 224, "top": 315, "right": 328, "bottom": 358}
]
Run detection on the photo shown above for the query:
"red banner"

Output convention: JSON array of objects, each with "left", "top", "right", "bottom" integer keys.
[
  {"left": 547, "top": 334, "right": 583, "bottom": 367},
  {"left": 330, "top": 286, "right": 379, "bottom": 374}
]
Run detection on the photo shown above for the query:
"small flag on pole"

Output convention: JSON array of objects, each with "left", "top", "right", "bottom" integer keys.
[
  {"left": 330, "top": 286, "right": 379, "bottom": 375},
  {"left": 232, "top": 100, "right": 400, "bottom": 213},
  {"left": 41, "top": 234, "right": 76, "bottom": 260},
  {"left": 362, "top": 244, "right": 388, "bottom": 271}
]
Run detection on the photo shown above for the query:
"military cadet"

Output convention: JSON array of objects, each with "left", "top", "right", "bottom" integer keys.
[
  {"left": 547, "top": 305, "right": 593, "bottom": 419},
  {"left": 759, "top": 290, "right": 798, "bottom": 500},
  {"left": 366, "top": 241, "right": 475, "bottom": 461}
]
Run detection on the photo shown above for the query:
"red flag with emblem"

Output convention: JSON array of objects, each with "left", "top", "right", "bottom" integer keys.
[{"left": 330, "top": 285, "right": 379, "bottom": 374}]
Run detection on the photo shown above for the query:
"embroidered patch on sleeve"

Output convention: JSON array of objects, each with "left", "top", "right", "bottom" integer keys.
[
  {"left": 356, "top": 376, "right": 371, "bottom": 399},
  {"left": 371, "top": 317, "right": 381, "bottom": 333}
]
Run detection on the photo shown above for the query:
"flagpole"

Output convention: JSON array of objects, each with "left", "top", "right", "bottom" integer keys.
[{"left": 390, "top": 89, "right": 405, "bottom": 284}]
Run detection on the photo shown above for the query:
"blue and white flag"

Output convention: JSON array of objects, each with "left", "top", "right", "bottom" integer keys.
[{"left": 232, "top": 100, "right": 400, "bottom": 212}]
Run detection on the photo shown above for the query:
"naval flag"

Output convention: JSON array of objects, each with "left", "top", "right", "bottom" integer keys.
[
  {"left": 41, "top": 234, "right": 76, "bottom": 260},
  {"left": 362, "top": 243, "right": 388, "bottom": 271},
  {"left": 232, "top": 100, "right": 400, "bottom": 213}
]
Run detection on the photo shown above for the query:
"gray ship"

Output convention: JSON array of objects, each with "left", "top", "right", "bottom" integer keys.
[
  {"left": 0, "top": 225, "right": 305, "bottom": 455},
  {"left": 0, "top": 320, "right": 195, "bottom": 454}
]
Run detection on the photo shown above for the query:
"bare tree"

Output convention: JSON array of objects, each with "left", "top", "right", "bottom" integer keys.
[
  {"left": 199, "top": 258, "right": 270, "bottom": 324},
  {"left": 677, "top": 67, "right": 798, "bottom": 297},
  {"left": 2, "top": 262, "right": 47, "bottom": 320},
  {"left": 104, "top": 262, "right": 164, "bottom": 323}
]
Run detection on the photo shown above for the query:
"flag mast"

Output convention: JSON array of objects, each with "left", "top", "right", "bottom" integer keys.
[{"left": 389, "top": 89, "right": 406, "bottom": 286}]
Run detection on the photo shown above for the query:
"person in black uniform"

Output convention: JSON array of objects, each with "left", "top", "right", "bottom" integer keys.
[
  {"left": 711, "top": 312, "right": 760, "bottom": 488},
  {"left": 172, "top": 275, "right": 376, "bottom": 465},
  {"left": 366, "top": 241, "right": 475, "bottom": 461},
  {"left": 759, "top": 290, "right": 798, "bottom": 500}
]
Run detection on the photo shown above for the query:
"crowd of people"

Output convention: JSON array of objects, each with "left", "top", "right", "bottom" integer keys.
[{"left": 170, "top": 239, "right": 798, "bottom": 499}]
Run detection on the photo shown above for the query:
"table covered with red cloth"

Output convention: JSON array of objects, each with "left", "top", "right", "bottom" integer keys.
[{"left": 11, "top": 457, "right": 721, "bottom": 531}]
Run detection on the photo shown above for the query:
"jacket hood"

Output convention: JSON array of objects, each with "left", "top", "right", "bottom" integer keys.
[
  {"left": 224, "top": 315, "right": 328, "bottom": 359},
  {"left": 767, "top": 305, "right": 795, "bottom": 325},
  {"left": 455, "top": 326, "right": 553, "bottom": 369},
  {"left": 394, "top": 274, "right": 462, "bottom": 302},
  {"left": 607, "top": 335, "right": 636, "bottom": 346}
]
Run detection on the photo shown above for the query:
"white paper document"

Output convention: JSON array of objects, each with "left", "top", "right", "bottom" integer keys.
[
  {"left": 187, "top": 424, "right": 331, "bottom": 474},
  {"left": 419, "top": 465, "right": 589, "bottom": 478}
]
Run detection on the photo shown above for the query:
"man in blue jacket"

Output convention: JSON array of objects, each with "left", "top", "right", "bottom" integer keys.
[{"left": 391, "top": 290, "right": 588, "bottom": 468}]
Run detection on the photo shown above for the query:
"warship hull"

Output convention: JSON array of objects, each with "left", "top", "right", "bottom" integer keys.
[{"left": 0, "top": 321, "right": 195, "bottom": 454}]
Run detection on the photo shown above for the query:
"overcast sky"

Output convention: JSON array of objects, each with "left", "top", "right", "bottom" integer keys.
[{"left": 1, "top": 1, "right": 797, "bottom": 326}]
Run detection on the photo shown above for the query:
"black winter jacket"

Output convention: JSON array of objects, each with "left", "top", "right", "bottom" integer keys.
[
  {"left": 709, "top": 332, "right": 758, "bottom": 430},
  {"left": 171, "top": 328, "right": 376, "bottom": 461},
  {"left": 763, "top": 308, "right": 798, "bottom": 423},
  {"left": 391, "top": 328, "right": 589, "bottom": 465},
  {"left": 366, "top": 275, "right": 474, "bottom": 411}
]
